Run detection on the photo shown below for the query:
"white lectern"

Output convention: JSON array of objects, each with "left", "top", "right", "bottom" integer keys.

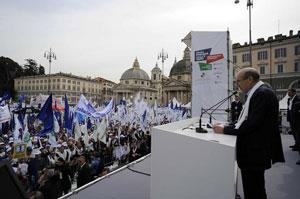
[{"left": 151, "top": 117, "right": 237, "bottom": 199}]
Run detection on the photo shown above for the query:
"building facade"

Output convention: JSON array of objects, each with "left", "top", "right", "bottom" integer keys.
[
  {"left": 113, "top": 47, "right": 193, "bottom": 106},
  {"left": 163, "top": 47, "right": 192, "bottom": 105},
  {"left": 113, "top": 58, "right": 159, "bottom": 104},
  {"left": 233, "top": 30, "right": 300, "bottom": 99},
  {"left": 14, "top": 72, "right": 115, "bottom": 105}
]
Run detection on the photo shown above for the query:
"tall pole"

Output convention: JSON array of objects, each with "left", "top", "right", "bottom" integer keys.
[
  {"left": 158, "top": 49, "right": 168, "bottom": 105},
  {"left": 44, "top": 48, "right": 56, "bottom": 94},
  {"left": 247, "top": 0, "right": 253, "bottom": 67},
  {"left": 235, "top": 0, "right": 253, "bottom": 67}
]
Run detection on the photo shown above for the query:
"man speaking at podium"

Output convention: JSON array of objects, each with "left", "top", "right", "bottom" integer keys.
[{"left": 213, "top": 67, "right": 285, "bottom": 199}]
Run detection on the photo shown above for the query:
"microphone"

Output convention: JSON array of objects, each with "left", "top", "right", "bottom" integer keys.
[{"left": 195, "top": 91, "right": 237, "bottom": 133}]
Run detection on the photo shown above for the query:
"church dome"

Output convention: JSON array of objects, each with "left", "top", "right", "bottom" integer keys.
[
  {"left": 120, "top": 58, "right": 150, "bottom": 81},
  {"left": 151, "top": 63, "right": 161, "bottom": 73},
  {"left": 169, "top": 47, "right": 191, "bottom": 76}
]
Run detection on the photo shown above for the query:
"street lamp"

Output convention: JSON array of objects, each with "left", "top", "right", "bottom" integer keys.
[
  {"left": 158, "top": 48, "right": 168, "bottom": 105},
  {"left": 44, "top": 48, "right": 56, "bottom": 94},
  {"left": 235, "top": 0, "right": 253, "bottom": 67}
]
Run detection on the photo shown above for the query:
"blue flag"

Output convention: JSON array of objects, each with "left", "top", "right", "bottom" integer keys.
[
  {"left": 18, "top": 95, "right": 25, "bottom": 109},
  {"left": 64, "top": 94, "right": 72, "bottom": 132},
  {"left": 0, "top": 91, "right": 11, "bottom": 104},
  {"left": 142, "top": 110, "right": 147, "bottom": 122},
  {"left": 37, "top": 94, "right": 54, "bottom": 137}
]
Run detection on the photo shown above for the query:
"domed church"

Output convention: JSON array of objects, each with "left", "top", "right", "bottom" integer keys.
[
  {"left": 113, "top": 58, "right": 161, "bottom": 104},
  {"left": 113, "top": 47, "right": 192, "bottom": 105}
]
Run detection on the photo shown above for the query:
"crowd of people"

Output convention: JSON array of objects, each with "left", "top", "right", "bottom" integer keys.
[{"left": 0, "top": 95, "right": 188, "bottom": 199}]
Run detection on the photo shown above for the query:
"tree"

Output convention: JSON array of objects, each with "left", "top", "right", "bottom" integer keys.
[
  {"left": 0, "top": 56, "right": 22, "bottom": 96},
  {"left": 38, "top": 64, "right": 45, "bottom": 75},
  {"left": 23, "top": 59, "right": 39, "bottom": 76}
]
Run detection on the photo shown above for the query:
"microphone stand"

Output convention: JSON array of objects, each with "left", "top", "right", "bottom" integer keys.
[
  {"left": 195, "top": 108, "right": 208, "bottom": 133},
  {"left": 195, "top": 91, "right": 237, "bottom": 133}
]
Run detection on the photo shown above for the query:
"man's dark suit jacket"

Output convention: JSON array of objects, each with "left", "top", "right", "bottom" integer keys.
[
  {"left": 224, "top": 84, "right": 285, "bottom": 170},
  {"left": 288, "top": 95, "right": 300, "bottom": 134},
  {"left": 231, "top": 100, "right": 243, "bottom": 123},
  {"left": 77, "top": 163, "right": 92, "bottom": 188},
  {"left": 291, "top": 101, "right": 300, "bottom": 132}
]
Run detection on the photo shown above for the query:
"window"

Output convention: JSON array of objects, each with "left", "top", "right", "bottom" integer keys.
[
  {"left": 125, "top": 81, "right": 129, "bottom": 84},
  {"left": 41, "top": 80, "right": 43, "bottom": 83},
  {"left": 68, "top": 85, "right": 71, "bottom": 90},
  {"left": 275, "top": 48, "right": 286, "bottom": 58},
  {"left": 277, "top": 64, "right": 283, "bottom": 73},
  {"left": 178, "top": 76, "right": 182, "bottom": 80},
  {"left": 57, "top": 85, "right": 60, "bottom": 89},
  {"left": 77, "top": 81, "right": 80, "bottom": 85},
  {"left": 53, "top": 79, "right": 56, "bottom": 82},
  {"left": 257, "top": 51, "right": 268, "bottom": 60},
  {"left": 32, "top": 80, "right": 35, "bottom": 83},
  {"left": 153, "top": 74, "right": 156, "bottom": 80},
  {"left": 62, "top": 85, "right": 66, "bottom": 89},
  {"left": 295, "top": 62, "right": 300, "bottom": 72},
  {"left": 29, "top": 81, "right": 31, "bottom": 84},
  {"left": 57, "top": 79, "right": 60, "bottom": 82},
  {"left": 295, "top": 45, "right": 300, "bottom": 55},
  {"left": 68, "top": 80, "right": 71, "bottom": 83},
  {"left": 242, "top": 53, "right": 250, "bottom": 62},
  {"left": 141, "top": 81, "right": 144, "bottom": 85},
  {"left": 260, "top": 65, "right": 266, "bottom": 74},
  {"left": 135, "top": 81, "right": 137, "bottom": 84},
  {"left": 77, "top": 87, "right": 80, "bottom": 91},
  {"left": 72, "top": 81, "right": 76, "bottom": 84},
  {"left": 73, "top": 86, "right": 76, "bottom": 91},
  {"left": 233, "top": 55, "right": 237, "bottom": 64},
  {"left": 62, "top": 79, "right": 66, "bottom": 83}
]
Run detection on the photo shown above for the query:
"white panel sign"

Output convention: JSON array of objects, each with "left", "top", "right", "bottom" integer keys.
[{"left": 189, "top": 31, "right": 232, "bottom": 119}]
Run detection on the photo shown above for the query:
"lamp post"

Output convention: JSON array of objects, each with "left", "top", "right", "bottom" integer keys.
[
  {"left": 158, "top": 48, "right": 168, "bottom": 105},
  {"left": 44, "top": 48, "right": 56, "bottom": 94},
  {"left": 235, "top": 0, "right": 253, "bottom": 67}
]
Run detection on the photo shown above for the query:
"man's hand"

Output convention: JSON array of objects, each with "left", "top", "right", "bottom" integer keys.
[{"left": 212, "top": 123, "right": 224, "bottom": 134}]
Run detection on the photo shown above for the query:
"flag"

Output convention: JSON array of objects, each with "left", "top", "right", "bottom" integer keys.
[
  {"left": 0, "top": 105, "right": 11, "bottom": 124},
  {"left": 53, "top": 112, "right": 60, "bottom": 133},
  {"left": 18, "top": 95, "right": 25, "bottom": 109},
  {"left": 48, "top": 132, "right": 58, "bottom": 147},
  {"left": 0, "top": 91, "right": 11, "bottom": 104},
  {"left": 92, "top": 98, "right": 114, "bottom": 118},
  {"left": 22, "top": 115, "right": 32, "bottom": 147},
  {"left": 74, "top": 119, "right": 81, "bottom": 141},
  {"left": 37, "top": 94, "right": 54, "bottom": 137},
  {"left": 64, "top": 94, "right": 72, "bottom": 131},
  {"left": 97, "top": 118, "right": 107, "bottom": 144},
  {"left": 142, "top": 110, "right": 147, "bottom": 122},
  {"left": 13, "top": 114, "right": 22, "bottom": 141},
  {"left": 76, "top": 94, "right": 96, "bottom": 118}
]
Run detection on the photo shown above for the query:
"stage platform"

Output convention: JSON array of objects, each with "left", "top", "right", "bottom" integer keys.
[{"left": 60, "top": 134, "right": 300, "bottom": 199}]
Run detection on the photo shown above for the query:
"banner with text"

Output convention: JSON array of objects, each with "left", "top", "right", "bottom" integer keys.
[{"left": 183, "top": 31, "right": 233, "bottom": 119}]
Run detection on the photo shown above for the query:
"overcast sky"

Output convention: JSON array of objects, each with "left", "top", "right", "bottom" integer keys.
[{"left": 1, "top": 0, "right": 299, "bottom": 83}]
